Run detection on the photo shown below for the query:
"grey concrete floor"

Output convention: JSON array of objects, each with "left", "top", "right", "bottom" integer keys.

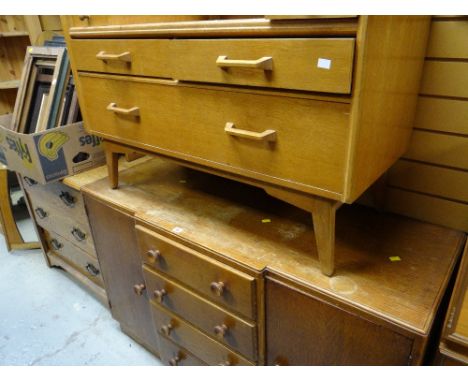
[{"left": 0, "top": 199, "right": 163, "bottom": 366}]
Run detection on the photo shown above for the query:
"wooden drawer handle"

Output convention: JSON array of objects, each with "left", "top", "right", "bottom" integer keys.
[
  {"left": 146, "top": 249, "right": 161, "bottom": 263},
  {"left": 210, "top": 281, "right": 225, "bottom": 297},
  {"left": 59, "top": 191, "right": 76, "bottom": 207},
  {"left": 168, "top": 355, "right": 180, "bottom": 366},
  {"left": 224, "top": 122, "right": 277, "bottom": 142},
  {"left": 133, "top": 283, "right": 146, "bottom": 296},
  {"left": 106, "top": 103, "right": 140, "bottom": 117},
  {"left": 23, "top": 176, "right": 37, "bottom": 186},
  {"left": 96, "top": 51, "right": 131, "bottom": 63},
  {"left": 79, "top": 15, "right": 90, "bottom": 21},
  {"left": 35, "top": 207, "right": 48, "bottom": 219},
  {"left": 216, "top": 55, "right": 273, "bottom": 70},
  {"left": 71, "top": 227, "right": 86, "bottom": 242},
  {"left": 160, "top": 323, "right": 173, "bottom": 336},
  {"left": 214, "top": 324, "right": 228, "bottom": 339},
  {"left": 85, "top": 263, "right": 100, "bottom": 277},
  {"left": 50, "top": 239, "right": 63, "bottom": 251},
  {"left": 153, "top": 289, "right": 167, "bottom": 303}
]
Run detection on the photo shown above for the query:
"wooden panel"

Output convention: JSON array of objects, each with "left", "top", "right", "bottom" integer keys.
[
  {"left": 266, "top": 277, "right": 414, "bottom": 365},
  {"left": 415, "top": 97, "right": 468, "bottom": 135},
  {"left": 44, "top": 230, "right": 104, "bottom": 288},
  {"left": 420, "top": 61, "right": 468, "bottom": 98},
  {"left": 136, "top": 225, "right": 256, "bottom": 320},
  {"left": 0, "top": 16, "right": 26, "bottom": 33},
  {"left": 385, "top": 188, "right": 468, "bottom": 232},
  {"left": 65, "top": 17, "right": 358, "bottom": 39},
  {"left": 143, "top": 265, "right": 257, "bottom": 361},
  {"left": 426, "top": 20, "right": 468, "bottom": 59},
  {"left": 151, "top": 302, "right": 254, "bottom": 366},
  {"left": 0, "top": 36, "right": 29, "bottom": 82},
  {"left": 77, "top": 73, "right": 349, "bottom": 198},
  {"left": 404, "top": 130, "right": 468, "bottom": 170},
  {"left": 442, "top": 242, "right": 468, "bottom": 352},
  {"left": 345, "top": 16, "right": 430, "bottom": 202},
  {"left": 158, "top": 336, "right": 206, "bottom": 366},
  {"left": 388, "top": 160, "right": 468, "bottom": 202},
  {"left": 83, "top": 195, "right": 160, "bottom": 355},
  {"left": 72, "top": 38, "right": 355, "bottom": 94},
  {"left": 0, "top": 88, "right": 17, "bottom": 114},
  {"left": 39, "top": 16, "right": 62, "bottom": 31}
]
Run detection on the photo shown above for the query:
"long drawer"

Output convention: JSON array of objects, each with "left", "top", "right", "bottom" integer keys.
[
  {"left": 159, "top": 336, "right": 206, "bottom": 366},
  {"left": 30, "top": 196, "right": 95, "bottom": 256},
  {"left": 71, "top": 38, "right": 355, "bottom": 93},
  {"left": 143, "top": 265, "right": 257, "bottom": 361},
  {"left": 44, "top": 230, "right": 104, "bottom": 288},
  {"left": 151, "top": 302, "right": 254, "bottom": 366},
  {"left": 78, "top": 73, "right": 349, "bottom": 196},
  {"left": 136, "top": 225, "right": 256, "bottom": 320}
]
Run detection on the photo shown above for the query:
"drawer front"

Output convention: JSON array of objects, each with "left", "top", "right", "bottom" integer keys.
[
  {"left": 23, "top": 178, "right": 89, "bottom": 227},
  {"left": 44, "top": 230, "right": 104, "bottom": 288},
  {"left": 159, "top": 336, "right": 206, "bottom": 366},
  {"left": 143, "top": 265, "right": 257, "bottom": 361},
  {"left": 136, "top": 225, "right": 256, "bottom": 319},
  {"left": 151, "top": 302, "right": 254, "bottom": 366},
  {"left": 72, "top": 38, "right": 354, "bottom": 94},
  {"left": 79, "top": 74, "right": 349, "bottom": 195},
  {"left": 30, "top": 198, "right": 95, "bottom": 256}
]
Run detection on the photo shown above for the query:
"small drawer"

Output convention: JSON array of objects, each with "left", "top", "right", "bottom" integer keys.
[
  {"left": 159, "top": 336, "right": 206, "bottom": 366},
  {"left": 44, "top": 230, "right": 104, "bottom": 288},
  {"left": 136, "top": 225, "right": 256, "bottom": 319},
  {"left": 151, "top": 302, "right": 254, "bottom": 366},
  {"left": 30, "top": 199, "right": 95, "bottom": 256},
  {"left": 71, "top": 38, "right": 355, "bottom": 94},
  {"left": 23, "top": 178, "right": 89, "bottom": 227},
  {"left": 143, "top": 265, "right": 257, "bottom": 361}
]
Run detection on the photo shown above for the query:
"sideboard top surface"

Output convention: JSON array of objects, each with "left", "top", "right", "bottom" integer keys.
[{"left": 82, "top": 158, "right": 466, "bottom": 335}]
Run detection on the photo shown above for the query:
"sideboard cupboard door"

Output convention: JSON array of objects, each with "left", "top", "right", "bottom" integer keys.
[
  {"left": 83, "top": 195, "right": 160, "bottom": 355},
  {"left": 265, "top": 277, "right": 414, "bottom": 365}
]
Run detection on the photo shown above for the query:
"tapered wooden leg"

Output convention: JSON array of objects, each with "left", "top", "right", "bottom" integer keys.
[
  {"left": 311, "top": 198, "right": 337, "bottom": 276},
  {"left": 263, "top": 187, "right": 340, "bottom": 276},
  {"left": 105, "top": 149, "right": 119, "bottom": 189}
]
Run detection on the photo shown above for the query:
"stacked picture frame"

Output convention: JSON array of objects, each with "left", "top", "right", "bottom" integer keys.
[{"left": 10, "top": 43, "right": 81, "bottom": 134}]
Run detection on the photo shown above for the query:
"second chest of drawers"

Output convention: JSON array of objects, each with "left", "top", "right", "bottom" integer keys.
[
  {"left": 136, "top": 222, "right": 260, "bottom": 365},
  {"left": 21, "top": 175, "right": 107, "bottom": 305}
]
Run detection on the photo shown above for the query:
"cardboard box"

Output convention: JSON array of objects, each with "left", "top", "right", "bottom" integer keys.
[{"left": 0, "top": 114, "right": 105, "bottom": 184}]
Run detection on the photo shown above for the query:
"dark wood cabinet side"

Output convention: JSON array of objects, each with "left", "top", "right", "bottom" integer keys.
[
  {"left": 83, "top": 194, "right": 160, "bottom": 355},
  {"left": 265, "top": 277, "right": 414, "bottom": 365}
]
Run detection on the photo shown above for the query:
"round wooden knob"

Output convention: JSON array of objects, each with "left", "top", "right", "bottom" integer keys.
[
  {"left": 168, "top": 355, "right": 180, "bottom": 366},
  {"left": 133, "top": 283, "right": 146, "bottom": 296},
  {"left": 160, "top": 323, "right": 173, "bottom": 336},
  {"left": 213, "top": 324, "right": 228, "bottom": 339},
  {"left": 146, "top": 249, "right": 161, "bottom": 263},
  {"left": 217, "top": 360, "right": 231, "bottom": 366},
  {"left": 153, "top": 289, "right": 167, "bottom": 303},
  {"left": 210, "top": 281, "right": 225, "bottom": 296},
  {"left": 79, "top": 15, "right": 90, "bottom": 21}
]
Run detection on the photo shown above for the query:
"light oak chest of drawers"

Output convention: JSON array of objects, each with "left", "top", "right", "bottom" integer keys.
[{"left": 62, "top": 16, "right": 431, "bottom": 275}]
